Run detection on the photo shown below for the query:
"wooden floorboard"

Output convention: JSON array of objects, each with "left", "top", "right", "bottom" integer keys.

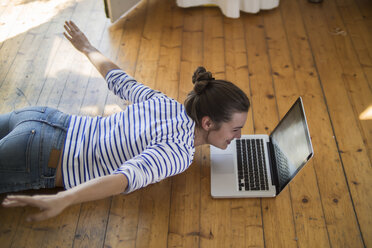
[
  {"left": 168, "top": 7, "right": 204, "bottom": 248},
  {"left": 263, "top": 6, "right": 331, "bottom": 248},
  {"left": 224, "top": 15, "right": 261, "bottom": 248},
  {"left": 0, "top": 0, "right": 371, "bottom": 247},
  {"left": 297, "top": 0, "right": 371, "bottom": 246}
]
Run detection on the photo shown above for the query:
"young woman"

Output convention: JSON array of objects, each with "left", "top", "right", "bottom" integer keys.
[{"left": 1, "top": 21, "right": 249, "bottom": 221}]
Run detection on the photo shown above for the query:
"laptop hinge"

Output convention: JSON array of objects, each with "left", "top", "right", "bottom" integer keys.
[{"left": 267, "top": 138, "right": 280, "bottom": 195}]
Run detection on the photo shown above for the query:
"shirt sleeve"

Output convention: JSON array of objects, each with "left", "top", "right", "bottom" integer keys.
[
  {"left": 112, "top": 142, "right": 193, "bottom": 194},
  {"left": 105, "top": 69, "right": 164, "bottom": 103}
]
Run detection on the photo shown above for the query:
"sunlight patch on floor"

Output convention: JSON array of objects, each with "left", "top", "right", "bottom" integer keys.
[
  {"left": 0, "top": 0, "right": 74, "bottom": 43},
  {"left": 359, "top": 105, "right": 372, "bottom": 120}
]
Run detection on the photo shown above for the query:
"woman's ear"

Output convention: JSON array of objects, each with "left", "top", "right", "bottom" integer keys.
[{"left": 201, "top": 116, "right": 214, "bottom": 131}]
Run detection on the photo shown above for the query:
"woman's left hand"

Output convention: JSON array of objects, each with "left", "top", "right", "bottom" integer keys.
[
  {"left": 2, "top": 193, "right": 69, "bottom": 222},
  {"left": 63, "top": 20, "right": 93, "bottom": 54}
]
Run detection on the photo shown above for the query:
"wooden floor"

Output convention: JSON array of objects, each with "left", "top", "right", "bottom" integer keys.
[{"left": 0, "top": 0, "right": 371, "bottom": 247}]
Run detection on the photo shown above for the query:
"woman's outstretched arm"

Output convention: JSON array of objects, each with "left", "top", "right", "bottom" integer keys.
[
  {"left": 2, "top": 174, "right": 128, "bottom": 222},
  {"left": 63, "top": 20, "right": 120, "bottom": 78}
]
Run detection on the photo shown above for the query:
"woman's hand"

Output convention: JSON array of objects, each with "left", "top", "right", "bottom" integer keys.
[
  {"left": 1, "top": 174, "right": 127, "bottom": 222},
  {"left": 2, "top": 193, "right": 70, "bottom": 222},
  {"left": 63, "top": 20, "right": 120, "bottom": 78},
  {"left": 63, "top": 20, "right": 93, "bottom": 54}
]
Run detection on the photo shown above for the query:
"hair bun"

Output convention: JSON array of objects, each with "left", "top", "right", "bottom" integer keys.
[{"left": 192, "top": 66, "right": 214, "bottom": 84}]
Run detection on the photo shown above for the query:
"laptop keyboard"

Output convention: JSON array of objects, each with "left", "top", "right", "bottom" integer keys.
[{"left": 236, "top": 139, "right": 269, "bottom": 191}]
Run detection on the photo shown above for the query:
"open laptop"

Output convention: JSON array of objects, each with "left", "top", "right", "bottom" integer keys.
[{"left": 210, "top": 97, "right": 314, "bottom": 198}]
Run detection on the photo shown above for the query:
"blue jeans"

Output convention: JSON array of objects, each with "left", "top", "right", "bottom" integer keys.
[{"left": 0, "top": 106, "right": 71, "bottom": 193}]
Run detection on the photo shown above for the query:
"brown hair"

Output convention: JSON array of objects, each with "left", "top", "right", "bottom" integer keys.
[{"left": 184, "top": 67, "right": 250, "bottom": 128}]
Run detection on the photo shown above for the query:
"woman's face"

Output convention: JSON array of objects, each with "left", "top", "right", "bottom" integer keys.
[{"left": 207, "top": 112, "right": 248, "bottom": 149}]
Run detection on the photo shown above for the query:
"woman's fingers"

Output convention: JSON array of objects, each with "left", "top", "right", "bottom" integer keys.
[
  {"left": 64, "top": 20, "right": 81, "bottom": 36},
  {"left": 2, "top": 195, "right": 29, "bottom": 207},
  {"left": 63, "top": 32, "right": 72, "bottom": 42},
  {"left": 63, "top": 25, "right": 71, "bottom": 35},
  {"left": 64, "top": 20, "right": 73, "bottom": 30},
  {"left": 2, "top": 195, "right": 45, "bottom": 209},
  {"left": 63, "top": 20, "right": 90, "bottom": 45},
  {"left": 64, "top": 22, "right": 78, "bottom": 37},
  {"left": 2, "top": 194, "right": 65, "bottom": 222},
  {"left": 64, "top": 20, "right": 76, "bottom": 32},
  {"left": 64, "top": 24, "right": 75, "bottom": 39},
  {"left": 64, "top": 22, "right": 71, "bottom": 32},
  {"left": 2, "top": 197, "right": 28, "bottom": 207},
  {"left": 69, "top": 20, "right": 80, "bottom": 32}
]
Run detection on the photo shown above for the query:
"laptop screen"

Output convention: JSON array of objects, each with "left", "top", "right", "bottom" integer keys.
[{"left": 270, "top": 97, "right": 313, "bottom": 190}]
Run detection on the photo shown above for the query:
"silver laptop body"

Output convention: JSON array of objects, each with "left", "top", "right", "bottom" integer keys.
[{"left": 210, "top": 97, "right": 314, "bottom": 198}]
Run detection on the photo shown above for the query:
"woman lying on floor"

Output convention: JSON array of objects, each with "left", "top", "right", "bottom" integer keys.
[{"left": 1, "top": 21, "right": 249, "bottom": 221}]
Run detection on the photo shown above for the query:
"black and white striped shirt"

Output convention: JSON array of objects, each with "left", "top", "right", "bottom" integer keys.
[{"left": 61, "top": 69, "right": 195, "bottom": 193}]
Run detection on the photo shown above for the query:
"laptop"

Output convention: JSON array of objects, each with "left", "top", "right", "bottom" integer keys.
[{"left": 210, "top": 97, "right": 314, "bottom": 198}]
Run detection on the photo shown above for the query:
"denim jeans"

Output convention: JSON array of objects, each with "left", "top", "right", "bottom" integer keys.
[{"left": 0, "top": 106, "right": 71, "bottom": 193}]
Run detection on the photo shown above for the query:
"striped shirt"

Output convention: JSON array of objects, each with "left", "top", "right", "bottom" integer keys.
[{"left": 61, "top": 69, "right": 195, "bottom": 193}]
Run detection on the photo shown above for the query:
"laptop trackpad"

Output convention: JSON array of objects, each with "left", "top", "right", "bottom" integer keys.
[{"left": 211, "top": 154, "right": 235, "bottom": 174}]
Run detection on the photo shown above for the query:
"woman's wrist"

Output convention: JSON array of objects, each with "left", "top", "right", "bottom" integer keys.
[
  {"left": 82, "top": 45, "right": 98, "bottom": 56},
  {"left": 57, "top": 189, "right": 77, "bottom": 207}
]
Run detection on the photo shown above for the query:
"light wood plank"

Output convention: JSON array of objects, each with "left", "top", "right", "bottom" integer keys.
[
  {"left": 263, "top": 6, "right": 331, "bottom": 248},
  {"left": 134, "top": 182, "right": 172, "bottom": 248},
  {"left": 200, "top": 7, "right": 231, "bottom": 248},
  {"left": 0, "top": 23, "right": 50, "bottom": 111},
  {"left": 178, "top": 8, "right": 204, "bottom": 103},
  {"left": 0, "top": 0, "right": 77, "bottom": 111},
  {"left": 131, "top": 1, "right": 172, "bottom": 247},
  {"left": 101, "top": 0, "right": 149, "bottom": 117},
  {"left": 223, "top": 17, "right": 254, "bottom": 135},
  {"left": 58, "top": 2, "right": 109, "bottom": 115},
  {"left": 103, "top": 3, "right": 148, "bottom": 248},
  {"left": 3, "top": 1, "right": 111, "bottom": 248},
  {"left": 0, "top": 0, "right": 11, "bottom": 20},
  {"left": 335, "top": 0, "right": 372, "bottom": 154},
  {"left": 105, "top": 192, "right": 141, "bottom": 248},
  {"left": 0, "top": 2, "right": 81, "bottom": 247},
  {"left": 320, "top": 2, "right": 372, "bottom": 241},
  {"left": 324, "top": 0, "right": 372, "bottom": 163},
  {"left": 62, "top": 2, "right": 118, "bottom": 248},
  {"left": 168, "top": 7, "right": 203, "bottom": 248},
  {"left": 154, "top": 1, "right": 185, "bottom": 244},
  {"left": 354, "top": 0, "right": 372, "bottom": 19},
  {"left": 5, "top": 189, "right": 80, "bottom": 248},
  {"left": 0, "top": 0, "right": 76, "bottom": 87},
  {"left": 224, "top": 16, "right": 263, "bottom": 248},
  {"left": 133, "top": 0, "right": 166, "bottom": 88},
  {"left": 155, "top": 0, "right": 183, "bottom": 100},
  {"left": 283, "top": 0, "right": 368, "bottom": 247},
  {"left": 336, "top": 1, "right": 372, "bottom": 86},
  {"left": 0, "top": 0, "right": 56, "bottom": 102},
  {"left": 73, "top": 199, "right": 112, "bottom": 248},
  {"left": 297, "top": 0, "right": 371, "bottom": 247},
  {"left": 8, "top": 1, "right": 99, "bottom": 245},
  {"left": 0, "top": 0, "right": 26, "bottom": 43},
  {"left": 34, "top": 0, "right": 95, "bottom": 108},
  {"left": 38, "top": 203, "right": 81, "bottom": 248},
  {"left": 242, "top": 12, "right": 298, "bottom": 248},
  {"left": 0, "top": 195, "right": 24, "bottom": 247}
]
